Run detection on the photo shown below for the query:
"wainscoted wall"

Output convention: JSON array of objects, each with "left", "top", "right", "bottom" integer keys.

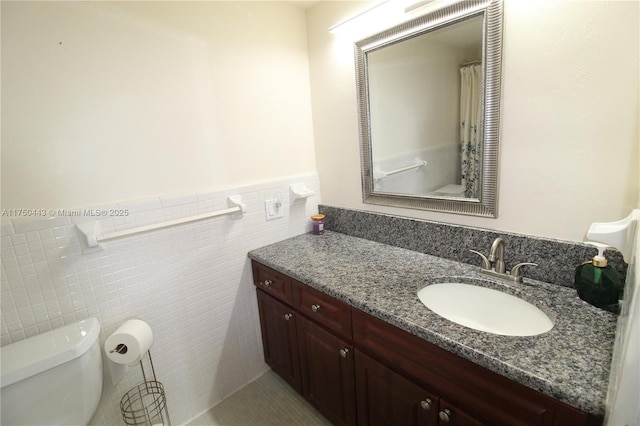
[{"left": 0, "top": 173, "right": 320, "bottom": 425}]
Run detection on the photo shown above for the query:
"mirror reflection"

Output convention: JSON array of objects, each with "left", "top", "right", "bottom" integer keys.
[
  {"left": 356, "top": 0, "right": 502, "bottom": 217},
  {"left": 369, "top": 15, "right": 483, "bottom": 199}
]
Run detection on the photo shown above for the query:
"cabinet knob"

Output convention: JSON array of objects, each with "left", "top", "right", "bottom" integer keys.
[
  {"left": 439, "top": 409, "right": 451, "bottom": 423},
  {"left": 420, "top": 398, "right": 432, "bottom": 411},
  {"left": 311, "top": 304, "right": 321, "bottom": 312},
  {"left": 263, "top": 279, "right": 272, "bottom": 287},
  {"left": 284, "top": 313, "right": 293, "bottom": 321},
  {"left": 339, "top": 348, "right": 350, "bottom": 358}
]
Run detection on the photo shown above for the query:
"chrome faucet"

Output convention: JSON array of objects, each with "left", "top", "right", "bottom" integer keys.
[
  {"left": 470, "top": 238, "right": 537, "bottom": 283},
  {"left": 488, "top": 237, "right": 506, "bottom": 274}
]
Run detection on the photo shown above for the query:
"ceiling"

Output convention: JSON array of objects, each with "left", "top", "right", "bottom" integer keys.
[{"left": 285, "top": 1, "right": 322, "bottom": 10}]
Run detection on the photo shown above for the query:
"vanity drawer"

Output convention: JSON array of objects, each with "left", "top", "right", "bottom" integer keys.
[
  {"left": 292, "top": 280, "right": 353, "bottom": 341},
  {"left": 252, "top": 260, "right": 293, "bottom": 304}
]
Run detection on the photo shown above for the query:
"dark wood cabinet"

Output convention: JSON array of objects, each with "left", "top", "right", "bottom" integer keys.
[
  {"left": 355, "top": 349, "right": 439, "bottom": 426},
  {"left": 352, "top": 308, "right": 596, "bottom": 426},
  {"left": 355, "top": 349, "right": 487, "bottom": 426},
  {"left": 297, "top": 315, "right": 356, "bottom": 426},
  {"left": 292, "top": 279, "right": 353, "bottom": 340},
  {"left": 251, "top": 260, "right": 600, "bottom": 426},
  {"left": 253, "top": 262, "right": 356, "bottom": 425},
  {"left": 437, "top": 398, "right": 488, "bottom": 426},
  {"left": 256, "top": 289, "right": 301, "bottom": 392},
  {"left": 252, "top": 261, "right": 293, "bottom": 303}
]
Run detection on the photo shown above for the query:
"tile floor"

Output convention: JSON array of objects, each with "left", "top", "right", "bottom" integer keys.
[{"left": 187, "top": 370, "right": 332, "bottom": 425}]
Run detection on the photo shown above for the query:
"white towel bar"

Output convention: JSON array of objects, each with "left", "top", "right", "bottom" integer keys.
[
  {"left": 76, "top": 196, "right": 246, "bottom": 252},
  {"left": 100, "top": 206, "right": 241, "bottom": 242}
]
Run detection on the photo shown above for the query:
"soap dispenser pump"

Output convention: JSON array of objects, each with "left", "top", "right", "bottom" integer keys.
[{"left": 574, "top": 242, "right": 623, "bottom": 312}]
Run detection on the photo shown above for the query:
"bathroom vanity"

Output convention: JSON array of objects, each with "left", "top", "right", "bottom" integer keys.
[{"left": 249, "top": 231, "right": 616, "bottom": 426}]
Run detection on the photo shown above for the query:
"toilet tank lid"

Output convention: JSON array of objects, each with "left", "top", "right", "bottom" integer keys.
[{"left": 1, "top": 317, "right": 101, "bottom": 388}]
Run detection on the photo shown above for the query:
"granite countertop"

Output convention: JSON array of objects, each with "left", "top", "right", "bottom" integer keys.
[{"left": 248, "top": 231, "right": 618, "bottom": 416}]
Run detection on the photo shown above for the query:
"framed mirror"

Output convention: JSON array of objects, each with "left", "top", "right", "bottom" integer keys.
[{"left": 356, "top": 0, "right": 503, "bottom": 217}]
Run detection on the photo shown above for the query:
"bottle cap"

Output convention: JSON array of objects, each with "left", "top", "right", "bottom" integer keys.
[
  {"left": 311, "top": 214, "right": 325, "bottom": 221},
  {"left": 584, "top": 241, "right": 609, "bottom": 267}
]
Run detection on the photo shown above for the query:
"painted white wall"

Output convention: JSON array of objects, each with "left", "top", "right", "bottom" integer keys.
[
  {"left": 308, "top": 0, "right": 639, "bottom": 242},
  {"left": 0, "top": 2, "right": 319, "bottom": 425},
  {"left": 1, "top": 1, "right": 316, "bottom": 210}
]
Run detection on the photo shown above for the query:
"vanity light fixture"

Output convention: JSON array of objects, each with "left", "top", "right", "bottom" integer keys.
[
  {"left": 329, "top": 0, "right": 449, "bottom": 40},
  {"left": 404, "top": 0, "right": 456, "bottom": 14}
]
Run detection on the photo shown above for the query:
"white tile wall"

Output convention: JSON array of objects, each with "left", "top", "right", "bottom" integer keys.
[{"left": 0, "top": 173, "right": 321, "bottom": 425}]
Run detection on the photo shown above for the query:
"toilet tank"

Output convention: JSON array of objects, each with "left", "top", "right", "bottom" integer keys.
[{"left": 1, "top": 318, "right": 103, "bottom": 426}]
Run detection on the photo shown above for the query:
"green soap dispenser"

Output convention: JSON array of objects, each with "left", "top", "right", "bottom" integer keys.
[{"left": 574, "top": 242, "right": 623, "bottom": 312}]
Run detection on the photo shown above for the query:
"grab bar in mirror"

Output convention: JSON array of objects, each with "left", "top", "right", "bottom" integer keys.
[{"left": 373, "top": 160, "right": 427, "bottom": 181}]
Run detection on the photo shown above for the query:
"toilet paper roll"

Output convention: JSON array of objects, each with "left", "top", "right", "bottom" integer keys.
[{"left": 104, "top": 319, "right": 153, "bottom": 365}]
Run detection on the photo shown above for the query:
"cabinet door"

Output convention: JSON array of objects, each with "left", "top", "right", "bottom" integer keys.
[
  {"left": 355, "top": 350, "right": 439, "bottom": 426},
  {"left": 256, "top": 289, "right": 301, "bottom": 392},
  {"left": 297, "top": 315, "right": 357, "bottom": 426},
  {"left": 437, "top": 398, "right": 487, "bottom": 426}
]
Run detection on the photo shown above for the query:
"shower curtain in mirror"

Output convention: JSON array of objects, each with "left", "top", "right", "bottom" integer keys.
[{"left": 459, "top": 63, "right": 482, "bottom": 198}]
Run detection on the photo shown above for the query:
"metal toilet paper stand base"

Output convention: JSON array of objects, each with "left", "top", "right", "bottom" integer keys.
[{"left": 120, "top": 351, "right": 171, "bottom": 426}]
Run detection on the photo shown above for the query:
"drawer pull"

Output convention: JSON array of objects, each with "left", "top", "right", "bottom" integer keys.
[
  {"left": 439, "top": 409, "right": 451, "bottom": 423},
  {"left": 311, "top": 304, "right": 321, "bottom": 312},
  {"left": 284, "top": 313, "right": 293, "bottom": 321},
  {"left": 420, "top": 398, "right": 432, "bottom": 411},
  {"left": 263, "top": 279, "right": 272, "bottom": 287},
  {"left": 339, "top": 348, "right": 350, "bottom": 358}
]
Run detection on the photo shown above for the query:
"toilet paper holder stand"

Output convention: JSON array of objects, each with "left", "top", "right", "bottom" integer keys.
[{"left": 119, "top": 350, "right": 172, "bottom": 426}]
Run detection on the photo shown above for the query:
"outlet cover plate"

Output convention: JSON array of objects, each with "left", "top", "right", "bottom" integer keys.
[{"left": 265, "top": 199, "right": 283, "bottom": 220}]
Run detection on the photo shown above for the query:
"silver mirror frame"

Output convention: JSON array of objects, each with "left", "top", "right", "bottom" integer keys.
[{"left": 356, "top": 0, "right": 503, "bottom": 218}]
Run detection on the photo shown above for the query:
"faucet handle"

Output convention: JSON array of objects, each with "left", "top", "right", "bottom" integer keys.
[
  {"left": 469, "top": 250, "right": 491, "bottom": 269},
  {"left": 510, "top": 262, "right": 538, "bottom": 283}
]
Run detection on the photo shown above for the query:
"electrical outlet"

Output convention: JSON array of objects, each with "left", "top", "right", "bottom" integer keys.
[{"left": 265, "top": 199, "right": 283, "bottom": 220}]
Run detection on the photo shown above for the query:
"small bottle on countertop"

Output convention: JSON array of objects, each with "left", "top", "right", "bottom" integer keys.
[
  {"left": 311, "top": 214, "right": 325, "bottom": 235},
  {"left": 574, "top": 242, "right": 623, "bottom": 313}
]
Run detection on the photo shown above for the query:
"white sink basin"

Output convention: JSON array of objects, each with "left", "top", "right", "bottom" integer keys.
[{"left": 417, "top": 283, "right": 554, "bottom": 336}]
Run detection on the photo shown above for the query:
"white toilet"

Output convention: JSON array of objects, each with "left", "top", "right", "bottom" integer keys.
[{"left": 1, "top": 317, "right": 103, "bottom": 425}]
